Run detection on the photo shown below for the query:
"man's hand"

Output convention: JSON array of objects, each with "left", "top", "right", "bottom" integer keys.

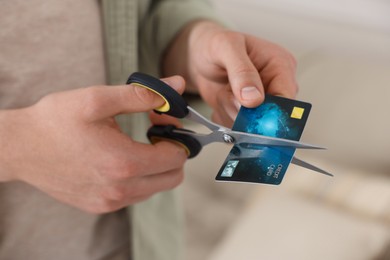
[
  {"left": 163, "top": 21, "right": 298, "bottom": 127},
  {"left": 0, "top": 76, "right": 187, "bottom": 214}
]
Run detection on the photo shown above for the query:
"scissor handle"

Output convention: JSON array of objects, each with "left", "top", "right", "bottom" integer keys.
[
  {"left": 147, "top": 125, "right": 202, "bottom": 158},
  {"left": 126, "top": 72, "right": 189, "bottom": 118}
]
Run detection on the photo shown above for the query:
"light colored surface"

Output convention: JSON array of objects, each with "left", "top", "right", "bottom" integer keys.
[
  {"left": 209, "top": 190, "right": 389, "bottom": 260},
  {"left": 208, "top": 159, "right": 390, "bottom": 260},
  {"left": 183, "top": 124, "right": 257, "bottom": 260},
  {"left": 212, "top": 0, "right": 390, "bottom": 63},
  {"left": 183, "top": 0, "right": 390, "bottom": 259}
]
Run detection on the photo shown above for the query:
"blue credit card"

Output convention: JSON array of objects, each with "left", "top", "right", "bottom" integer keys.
[{"left": 215, "top": 95, "right": 311, "bottom": 185}]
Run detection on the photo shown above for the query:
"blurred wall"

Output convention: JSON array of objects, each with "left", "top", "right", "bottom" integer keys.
[
  {"left": 211, "top": 0, "right": 390, "bottom": 174},
  {"left": 184, "top": 1, "right": 390, "bottom": 260}
]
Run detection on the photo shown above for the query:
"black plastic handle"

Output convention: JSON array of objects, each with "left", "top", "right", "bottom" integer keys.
[
  {"left": 147, "top": 125, "right": 202, "bottom": 159},
  {"left": 126, "top": 72, "right": 189, "bottom": 118}
]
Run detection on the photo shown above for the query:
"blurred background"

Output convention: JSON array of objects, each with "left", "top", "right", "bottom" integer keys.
[{"left": 182, "top": 0, "right": 390, "bottom": 259}]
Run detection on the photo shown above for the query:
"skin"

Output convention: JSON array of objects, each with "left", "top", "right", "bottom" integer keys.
[
  {"left": 0, "top": 77, "right": 187, "bottom": 214},
  {"left": 0, "top": 20, "right": 298, "bottom": 214},
  {"left": 164, "top": 21, "right": 299, "bottom": 127}
]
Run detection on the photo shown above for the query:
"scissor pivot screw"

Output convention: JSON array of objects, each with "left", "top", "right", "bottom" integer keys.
[{"left": 223, "top": 134, "right": 235, "bottom": 144}]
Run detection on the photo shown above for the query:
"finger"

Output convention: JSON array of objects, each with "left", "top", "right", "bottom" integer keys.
[
  {"left": 209, "top": 89, "right": 239, "bottom": 128},
  {"left": 131, "top": 169, "right": 184, "bottom": 197},
  {"left": 147, "top": 112, "right": 185, "bottom": 153},
  {"left": 211, "top": 111, "right": 224, "bottom": 126},
  {"left": 149, "top": 111, "right": 183, "bottom": 128},
  {"left": 109, "top": 169, "right": 184, "bottom": 201},
  {"left": 261, "top": 63, "right": 299, "bottom": 99},
  {"left": 121, "top": 140, "right": 188, "bottom": 177},
  {"left": 48, "top": 174, "right": 178, "bottom": 214},
  {"left": 215, "top": 89, "right": 240, "bottom": 123},
  {"left": 99, "top": 169, "right": 184, "bottom": 211},
  {"left": 149, "top": 109, "right": 187, "bottom": 157},
  {"left": 214, "top": 35, "right": 264, "bottom": 107},
  {"left": 212, "top": 110, "right": 234, "bottom": 129},
  {"left": 249, "top": 37, "right": 299, "bottom": 98},
  {"left": 82, "top": 75, "right": 186, "bottom": 121}
]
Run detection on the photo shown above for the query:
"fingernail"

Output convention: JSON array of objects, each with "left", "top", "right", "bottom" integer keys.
[{"left": 241, "top": 86, "right": 262, "bottom": 101}]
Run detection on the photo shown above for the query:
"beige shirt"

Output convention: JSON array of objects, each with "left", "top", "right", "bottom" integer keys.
[
  {"left": 1, "top": 0, "right": 223, "bottom": 259},
  {"left": 0, "top": 1, "right": 129, "bottom": 259}
]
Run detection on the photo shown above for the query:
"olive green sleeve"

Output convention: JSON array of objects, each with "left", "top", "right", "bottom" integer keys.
[{"left": 139, "top": 0, "right": 226, "bottom": 76}]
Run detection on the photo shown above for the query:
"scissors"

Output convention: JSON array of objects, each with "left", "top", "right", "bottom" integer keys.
[{"left": 127, "top": 72, "right": 333, "bottom": 177}]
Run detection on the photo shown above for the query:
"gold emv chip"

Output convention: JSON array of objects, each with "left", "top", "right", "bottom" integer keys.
[{"left": 291, "top": 107, "right": 304, "bottom": 119}]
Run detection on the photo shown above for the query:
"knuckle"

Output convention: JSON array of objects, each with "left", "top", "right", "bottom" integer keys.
[
  {"left": 214, "top": 30, "right": 242, "bottom": 43},
  {"left": 88, "top": 199, "right": 117, "bottom": 214},
  {"left": 107, "top": 169, "right": 130, "bottom": 182},
  {"left": 81, "top": 86, "right": 103, "bottom": 118},
  {"left": 210, "top": 31, "right": 244, "bottom": 52},
  {"left": 115, "top": 161, "right": 140, "bottom": 179},
  {"left": 35, "top": 92, "right": 62, "bottom": 112},
  {"left": 232, "top": 66, "right": 257, "bottom": 76},
  {"left": 102, "top": 185, "right": 129, "bottom": 201},
  {"left": 37, "top": 92, "right": 54, "bottom": 105},
  {"left": 280, "top": 50, "right": 297, "bottom": 70},
  {"left": 274, "top": 47, "right": 297, "bottom": 68},
  {"left": 102, "top": 156, "right": 141, "bottom": 181}
]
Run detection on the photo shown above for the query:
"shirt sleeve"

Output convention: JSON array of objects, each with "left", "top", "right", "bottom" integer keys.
[{"left": 139, "top": 0, "right": 227, "bottom": 76}]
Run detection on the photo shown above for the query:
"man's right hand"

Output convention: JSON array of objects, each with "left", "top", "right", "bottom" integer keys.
[{"left": 0, "top": 76, "right": 187, "bottom": 214}]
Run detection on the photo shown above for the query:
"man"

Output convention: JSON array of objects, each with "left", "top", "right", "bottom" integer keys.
[{"left": 0, "top": 0, "right": 298, "bottom": 259}]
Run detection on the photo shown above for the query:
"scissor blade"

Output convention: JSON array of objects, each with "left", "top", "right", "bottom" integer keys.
[
  {"left": 186, "top": 107, "right": 222, "bottom": 131},
  {"left": 291, "top": 156, "right": 333, "bottom": 177},
  {"left": 228, "top": 131, "right": 325, "bottom": 150}
]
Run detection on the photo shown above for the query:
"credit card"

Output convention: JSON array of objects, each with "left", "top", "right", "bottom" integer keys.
[{"left": 215, "top": 95, "right": 311, "bottom": 185}]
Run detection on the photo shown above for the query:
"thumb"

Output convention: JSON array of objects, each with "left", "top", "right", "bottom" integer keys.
[{"left": 83, "top": 75, "right": 186, "bottom": 121}]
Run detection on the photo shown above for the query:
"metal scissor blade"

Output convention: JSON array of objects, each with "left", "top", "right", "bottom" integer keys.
[
  {"left": 291, "top": 156, "right": 333, "bottom": 177},
  {"left": 229, "top": 131, "right": 325, "bottom": 150},
  {"left": 186, "top": 107, "right": 222, "bottom": 131}
]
